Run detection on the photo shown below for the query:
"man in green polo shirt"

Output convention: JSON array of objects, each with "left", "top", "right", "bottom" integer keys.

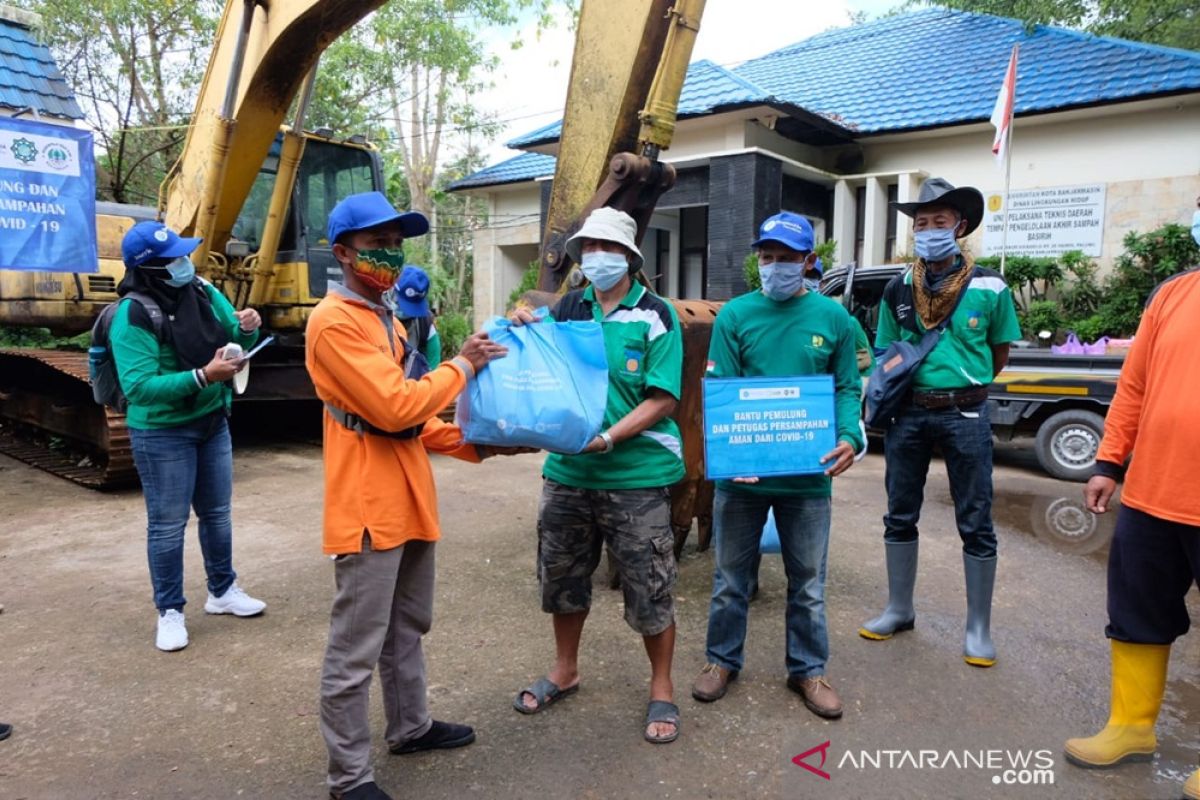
[
  {"left": 690, "top": 211, "right": 861, "bottom": 720},
  {"left": 510, "top": 207, "right": 685, "bottom": 745},
  {"left": 858, "top": 178, "right": 1022, "bottom": 669}
]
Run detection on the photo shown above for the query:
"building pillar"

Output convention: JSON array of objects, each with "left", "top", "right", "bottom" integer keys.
[
  {"left": 894, "top": 172, "right": 923, "bottom": 260},
  {"left": 863, "top": 176, "right": 888, "bottom": 266},
  {"left": 832, "top": 179, "right": 856, "bottom": 266},
  {"left": 706, "top": 153, "right": 781, "bottom": 300},
  {"left": 471, "top": 228, "right": 497, "bottom": 330}
]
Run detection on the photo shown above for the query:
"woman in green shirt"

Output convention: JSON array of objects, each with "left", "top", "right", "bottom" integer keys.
[{"left": 111, "top": 221, "right": 267, "bottom": 652}]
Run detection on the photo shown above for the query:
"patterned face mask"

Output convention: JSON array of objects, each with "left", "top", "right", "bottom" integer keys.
[{"left": 351, "top": 247, "right": 406, "bottom": 291}]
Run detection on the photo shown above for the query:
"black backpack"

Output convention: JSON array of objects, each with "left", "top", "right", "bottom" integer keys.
[{"left": 88, "top": 292, "right": 165, "bottom": 411}]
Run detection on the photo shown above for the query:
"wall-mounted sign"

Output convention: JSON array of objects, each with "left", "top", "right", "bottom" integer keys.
[{"left": 982, "top": 184, "right": 1105, "bottom": 258}]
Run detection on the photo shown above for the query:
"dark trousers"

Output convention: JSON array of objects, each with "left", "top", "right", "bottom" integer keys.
[
  {"left": 883, "top": 401, "right": 998, "bottom": 559},
  {"left": 1106, "top": 505, "right": 1200, "bottom": 644}
]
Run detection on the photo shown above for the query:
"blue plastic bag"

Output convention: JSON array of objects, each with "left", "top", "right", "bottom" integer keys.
[
  {"left": 760, "top": 509, "right": 781, "bottom": 554},
  {"left": 456, "top": 310, "right": 609, "bottom": 454}
]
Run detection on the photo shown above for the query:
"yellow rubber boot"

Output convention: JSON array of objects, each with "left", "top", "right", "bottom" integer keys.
[
  {"left": 1183, "top": 767, "right": 1199, "bottom": 800},
  {"left": 1064, "top": 640, "right": 1170, "bottom": 768}
]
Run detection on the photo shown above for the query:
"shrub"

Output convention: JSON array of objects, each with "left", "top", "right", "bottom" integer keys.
[
  {"left": 508, "top": 261, "right": 540, "bottom": 308},
  {"left": 1022, "top": 300, "right": 1065, "bottom": 340},
  {"left": 436, "top": 311, "right": 472, "bottom": 361}
]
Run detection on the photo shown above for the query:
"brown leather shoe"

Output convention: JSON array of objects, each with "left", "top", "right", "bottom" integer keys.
[
  {"left": 787, "top": 675, "right": 843, "bottom": 719},
  {"left": 691, "top": 663, "right": 737, "bottom": 702}
]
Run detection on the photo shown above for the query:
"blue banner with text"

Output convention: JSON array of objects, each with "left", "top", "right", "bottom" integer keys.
[
  {"left": 0, "top": 117, "right": 97, "bottom": 273},
  {"left": 703, "top": 375, "right": 838, "bottom": 479}
]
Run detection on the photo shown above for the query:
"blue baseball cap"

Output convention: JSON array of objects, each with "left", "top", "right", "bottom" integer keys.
[
  {"left": 121, "top": 221, "right": 202, "bottom": 268},
  {"left": 393, "top": 266, "right": 431, "bottom": 318},
  {"left": 326, "top": 191, "right": 429, "bottom": 245},
  {"left": 751, "top": 211, "right": 814, "bottom": 253}
]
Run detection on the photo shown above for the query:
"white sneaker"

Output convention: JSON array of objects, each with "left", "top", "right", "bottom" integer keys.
[
  {"left": 156, "top": 609, "right": 189, "bottom": 652},
  {"left": 204, "top": 582, "right": 266, "bottom": 617}
]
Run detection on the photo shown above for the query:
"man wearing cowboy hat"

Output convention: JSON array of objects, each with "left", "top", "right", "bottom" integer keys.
[
  {"left": 509, "top": 207, "right": 686, "bottom": 744},
  {"left": 859, "top": 178, "right": 1021, "bottom": 668}
]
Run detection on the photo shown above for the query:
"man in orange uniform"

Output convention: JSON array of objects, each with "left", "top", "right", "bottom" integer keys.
[
  {"left": 1064, "top": 267, "right": 1200, "bottom": 800},
  {"left": 306, "top": 191, "right": 510, "bottom": 800}
]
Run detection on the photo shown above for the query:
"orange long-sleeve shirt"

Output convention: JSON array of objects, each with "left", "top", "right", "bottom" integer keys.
[
  {"left": 1096, "top": 269, "right": 1200, "bottom": 526},
  {"left": 305, "top": 285, "right": 479, "bottom": 554}
]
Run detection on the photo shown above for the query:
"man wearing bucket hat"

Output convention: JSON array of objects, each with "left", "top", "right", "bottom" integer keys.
[
  {"left": 690, "top": 211, "right": 862, "bottom": 720},
  {"left": 305, "top": 191, "right": 514, "bottom": 800},
  {"left": 509, "top": 206, "right": 686, "bottom": 744},
  {"left": 389, "top": 266, "right": 441, "bottom": 366},
  {"left": 858, "top": 178, "right": 1021, "bottom": 669},
  {"left": 110, "top": 220, "right": 265, "bottom": 653}
]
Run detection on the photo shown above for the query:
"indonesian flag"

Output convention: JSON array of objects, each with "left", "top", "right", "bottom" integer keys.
[{"left": 990, "top": 45, "right": 1019, "bottom": 166}]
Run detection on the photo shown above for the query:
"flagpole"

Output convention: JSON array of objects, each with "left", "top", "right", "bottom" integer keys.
[{"left": 999, "top": 44, "right": 1019, "bottom": 278}]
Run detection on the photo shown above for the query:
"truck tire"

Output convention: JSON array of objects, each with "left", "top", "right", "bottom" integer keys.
[{"left": 1034, "top": 409, "right": 1105, "bottom": 482}]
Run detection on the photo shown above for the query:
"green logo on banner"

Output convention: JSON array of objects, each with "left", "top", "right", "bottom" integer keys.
[{"left": 11, "top": 137, "right": 38, "bottom": 164}]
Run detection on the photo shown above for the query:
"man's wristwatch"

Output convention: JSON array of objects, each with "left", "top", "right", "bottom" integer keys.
[{"left": 599, "top": 431, "right": 614, "bottom": 453}]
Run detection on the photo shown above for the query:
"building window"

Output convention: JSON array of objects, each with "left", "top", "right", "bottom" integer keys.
[
  {"left": 854, "top": 186, "right": 866, "bottom": 266},
  {"left": 885, "top": 183, "right": 898, "bottom": 262}
]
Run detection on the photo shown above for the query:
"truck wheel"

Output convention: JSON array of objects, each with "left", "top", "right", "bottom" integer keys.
[{"left": 1034, "top": 409, "right": 1105, "bottom": 482}]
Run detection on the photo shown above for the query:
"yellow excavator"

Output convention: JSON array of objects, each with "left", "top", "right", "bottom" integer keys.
[{"left": 0, "top": 0, "right": 715, "bottom": 547}]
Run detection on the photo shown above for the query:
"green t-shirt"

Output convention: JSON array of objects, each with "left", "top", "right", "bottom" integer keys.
[
  {"left": 875, "top": 264, "right": 1022, "bottom": 392},
  {"left": 849, "top": 315, "right": 873, "bottom": 378},
  {"left": 707, "top": 289, "right": 864, "bottom": 498},
  {"left": 109, "top": 281, "right": 258, "bottom": 429},
  {"left": 542, "top": 282, "right": 686, "bottom": 490}
]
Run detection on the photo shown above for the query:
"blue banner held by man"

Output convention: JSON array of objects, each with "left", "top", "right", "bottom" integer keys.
[{"left": 0, "top": 116, "right": 97, "bottom": 273}]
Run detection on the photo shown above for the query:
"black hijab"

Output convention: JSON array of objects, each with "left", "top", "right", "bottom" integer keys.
[{"left": 117, "top": 264, "right": 231, "bottom": 371}]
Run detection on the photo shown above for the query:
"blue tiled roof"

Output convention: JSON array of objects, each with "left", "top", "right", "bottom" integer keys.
[
  {"left": 734, "top": 8, "right": 1200, "bottom": 133},
  {"left": 448, "top": 151, "right": 556, "bottom": 190},
  {"left": 462, "top": 9, "right": 1200, "bottom": 190},
  {"left": 0, "top": 17, "right": 83, "bottom": 120},
  {"left": 505, "top": 59, "right": 773, "bottom": 149}
]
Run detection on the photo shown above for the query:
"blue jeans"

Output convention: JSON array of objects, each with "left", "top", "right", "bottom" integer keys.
[
  {"left": 883, "top": 402, "right": 997, "bottom": 559},
  {"left": 705, "top": 488, "right": 832, "bottom": 679},
  {"left": 130, "top": 412, "right": 237, "bottom": 612}
]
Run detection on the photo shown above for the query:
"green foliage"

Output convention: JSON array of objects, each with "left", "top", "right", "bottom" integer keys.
[
  {"left": 436, "top": 311, "right": 472, "bottom": 361},
  {"left": 977, "top": 254, "right": 1062, "bottom": 314},
  {"left": 978, "top": 225, "right": 1199, "bottom": 342},
  {"left": 0, "top": 326, "right": 88, "bottom": 350},
  {"left": 1058, "top": 250, "right": 1103, "bottom": 317},
  {"left": 1022, "top": 300, "right": 1064, "bottom": 340},
  {"left": 1090, "top": 223, "right": 1200, "bottom": 337},
  {"left": 19, "top": 0, "right": 220, "bottom": 203},
  {"left": 508, "top": 261, "right": 541, "bottom": 308},
  {"left": 743, "top": 252, "right": 761, "bottom": 291},
  {"left": 919, "top": 0, "right": 1200, "bottom": 51}
]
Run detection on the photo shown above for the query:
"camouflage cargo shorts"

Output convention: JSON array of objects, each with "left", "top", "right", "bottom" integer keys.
[{"left": 537, "top": 478, "right": 677, "bottom": 636}]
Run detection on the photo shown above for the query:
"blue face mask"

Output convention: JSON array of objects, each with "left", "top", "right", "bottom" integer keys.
[
  {"left": 1191, "top": 210, "right": 1200, "bottom": 247},
  {"left": 803, "top": 277, "right": 821, "bottom": 294},
  {"left": 164, "top": 256, "right": 196, "bottom": 287},
  {"left": 760, "top": 261, "right": 804, "bottom": 301},
  {"left": 581, "top": 251, "right": 629, "bottom": 292},
  {"left": 913, "top": 228, "right": 961, "bottom": 263}
]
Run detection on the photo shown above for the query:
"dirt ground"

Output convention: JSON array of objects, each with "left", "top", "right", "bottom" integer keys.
[{"left": 0, "top": 434, "right": 1197, "bottom": 800}]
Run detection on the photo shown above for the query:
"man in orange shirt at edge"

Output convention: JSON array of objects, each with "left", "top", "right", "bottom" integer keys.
[
  {"left": 1064, "top": 265, "right": 1200, "bottom": 800},
  {"left": 305, "top": 191, "right": 513, "bottom": 800}
]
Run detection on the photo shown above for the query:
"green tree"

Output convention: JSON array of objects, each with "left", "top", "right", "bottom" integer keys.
[
  {"left": 919, "top": 0, "right": 1200, "bottom": 51},
  {"left": 17, "top": 0, "right": 221, "bottom": 203},
  {"left": 306, "top": 0, "right": 572, "bottom": 317}
]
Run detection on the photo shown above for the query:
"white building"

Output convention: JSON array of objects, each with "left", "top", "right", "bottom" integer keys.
[{"left": 452, "top": 9, "right": 1200, "bottom": 327}]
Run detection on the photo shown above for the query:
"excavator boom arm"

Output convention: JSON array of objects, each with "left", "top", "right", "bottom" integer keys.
[{"left": 164, "top": 0, "right": 387, "bottom": 254}]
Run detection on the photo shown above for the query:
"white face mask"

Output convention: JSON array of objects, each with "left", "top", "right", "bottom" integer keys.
[{"left": 581, "top": 250, "right": 629, "bottom": 292}]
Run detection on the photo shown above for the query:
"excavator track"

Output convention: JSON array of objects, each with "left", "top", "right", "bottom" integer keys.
[{"left": 0, "top": 348, "right": 138, "bottom": 489}]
